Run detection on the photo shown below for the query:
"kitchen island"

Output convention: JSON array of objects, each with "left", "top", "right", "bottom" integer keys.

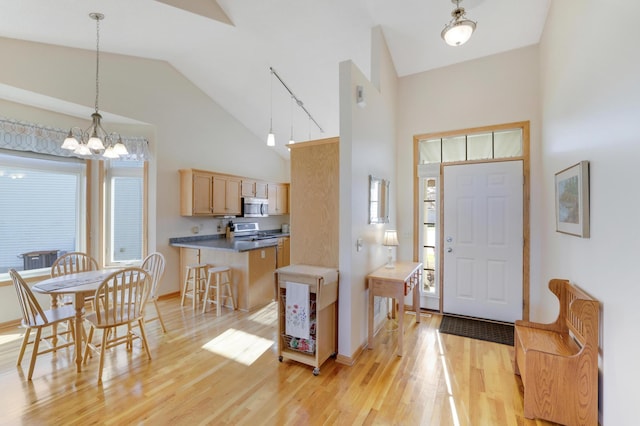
[{"left": 170, "top": 233, "right": 288, "bottom": 311}]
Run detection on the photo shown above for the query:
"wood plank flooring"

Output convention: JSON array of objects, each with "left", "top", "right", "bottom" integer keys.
[{"left": 0, "top": 296, "right": 559, "bottom": 425}]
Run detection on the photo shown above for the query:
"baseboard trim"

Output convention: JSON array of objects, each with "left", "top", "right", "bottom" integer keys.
[{"left": 335, "top": 340, "right": 367, "bottom": 366}]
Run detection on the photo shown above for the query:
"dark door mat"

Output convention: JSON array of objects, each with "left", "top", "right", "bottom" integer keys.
[{"left": 439, "top": 315, "right": 514, "bottom": 346}]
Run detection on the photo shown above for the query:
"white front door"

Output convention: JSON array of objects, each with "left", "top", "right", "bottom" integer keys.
[{"left": 442, "top": 161, "right": 523, "bottom": 322}]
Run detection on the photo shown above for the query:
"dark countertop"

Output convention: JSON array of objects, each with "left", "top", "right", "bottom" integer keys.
[{"left": 169, "top": 232, "right": 289, "bottom": 253}]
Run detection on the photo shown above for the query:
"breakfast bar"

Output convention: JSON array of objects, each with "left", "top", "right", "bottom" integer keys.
[{"left": 170, "top": 229, "right": 289, "bottom": 311}]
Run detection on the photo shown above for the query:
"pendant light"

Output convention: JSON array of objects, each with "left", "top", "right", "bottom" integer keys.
[
  {"left": 441, "top": 0, "right": 477, "bottom": 47},
  {"left": 267, "top": 67, "right": 323, "bottom": 148},
  {"left": 288, "top": 95, "right": 295, "bottom": 147},
  {"left": 267, "top": 69, "right": 276, "bottom": 146},
  {"left": 62, "top": 13, "right": 128, "bottom": 158}
]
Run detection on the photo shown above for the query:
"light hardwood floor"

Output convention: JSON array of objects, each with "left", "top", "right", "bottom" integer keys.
[{"left": 0, "top": 296, "right": 559, "bottom": 425}]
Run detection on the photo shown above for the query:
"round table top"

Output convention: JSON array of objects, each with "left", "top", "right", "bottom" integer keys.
[{"left": 32, "top": 269, "right": 119, "bottom": 294}]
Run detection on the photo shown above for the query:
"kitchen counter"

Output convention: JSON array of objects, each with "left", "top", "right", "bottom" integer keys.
[
  {"left": 170, "top": 232, "right": 290, "bottom": 312},
  {"left": 169, "top": 233, "right": 289, "bottom": 252}
]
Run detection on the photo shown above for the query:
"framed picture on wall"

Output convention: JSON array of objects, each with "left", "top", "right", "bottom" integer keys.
[{"left": 555, "top": 160, "right": 590, "bottom": 238}]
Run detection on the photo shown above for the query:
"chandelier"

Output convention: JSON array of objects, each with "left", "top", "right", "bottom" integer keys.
[
  {"left": 441, "top": 0, "right": 477, "bottom": 47},
  {"left": 61, "top": 13, "right": 128, "bottom": 159}
]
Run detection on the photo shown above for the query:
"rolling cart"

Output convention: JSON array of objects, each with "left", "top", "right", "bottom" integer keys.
[{"left": 275, "top": 264, "right": 338, "bottom": 375}]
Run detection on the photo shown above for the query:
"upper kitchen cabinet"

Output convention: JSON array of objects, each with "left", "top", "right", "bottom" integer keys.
[
  {"left": 212, "top": 175, "right": 241, "bottom": 216},
  {"left": 241, "top": 180, "right": 268, "bottom": 199},
  {"left": 179, "top": 169, "right": 241, "bottom": 216},
  {"left": 268, "top": 183, "right": 289, "bottom": 215},
  {"left": 180, "top": 169, "right": 214, "bottom": 216}
]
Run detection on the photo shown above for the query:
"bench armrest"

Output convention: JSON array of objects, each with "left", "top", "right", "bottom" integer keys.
[{"left": 515, "top": 319, "right": 563, "bottom": 333}]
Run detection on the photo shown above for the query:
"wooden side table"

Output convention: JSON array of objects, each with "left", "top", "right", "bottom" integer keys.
[{"left": 367, "top": 262, "right": 422, "bottom": 356}]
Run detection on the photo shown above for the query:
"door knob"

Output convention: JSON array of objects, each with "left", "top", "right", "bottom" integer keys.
[
  {"left": 446, "top": 236, "right": 453, "bottom": 243},
  {"left": 447, "top": 247, "right": 453, "bottom": 253}
]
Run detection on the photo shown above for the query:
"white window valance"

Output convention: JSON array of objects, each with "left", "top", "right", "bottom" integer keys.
[{"left": 0, "top": 116, "right": 149, "bottom": 161}]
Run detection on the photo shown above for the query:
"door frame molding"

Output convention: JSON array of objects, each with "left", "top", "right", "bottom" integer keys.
[{"left": 413, "top": 121, "right": 531, "bottom": 321}]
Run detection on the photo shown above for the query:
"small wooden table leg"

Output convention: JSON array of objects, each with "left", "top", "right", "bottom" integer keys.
[
  {"left": 50, "top": 295, "right": 59, "bottom": 347},
  {"left": 397, "top": 287, "right": 404, "bottom": 357},
  {"left": 368, "top": 277, "right": 374, "bottom": 350},
  {"left": 413, "top": 270, "right": 421, "bottom": 324},
  {"left": 74, "top": 293, "right": 85, "bottom": 373}
]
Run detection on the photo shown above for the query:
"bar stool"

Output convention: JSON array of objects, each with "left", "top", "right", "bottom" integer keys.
[
  {"left": 181, "top": 264, "right": 208, "bottom": 309},
  {"left": 202, "top": 266, "right": 236, "bottom": 316}
]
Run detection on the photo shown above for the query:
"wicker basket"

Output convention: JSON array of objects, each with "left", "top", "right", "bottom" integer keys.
[{"left": 281, "top": 334, "right": 316, "bottom": 355}]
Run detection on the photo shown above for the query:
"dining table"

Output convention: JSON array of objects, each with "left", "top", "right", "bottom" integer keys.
[{"left": 32, "top": 269, "right": 120, "bottom": 373}]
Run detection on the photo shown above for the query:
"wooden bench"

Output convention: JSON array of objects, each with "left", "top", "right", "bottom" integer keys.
[{"left": 514, "top": 279, "right": 599, "bottom": 426}]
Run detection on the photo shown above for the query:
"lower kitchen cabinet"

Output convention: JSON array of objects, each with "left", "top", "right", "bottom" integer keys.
[
  {"left": 276, "top": 237, "right": 290, "bottom": 268},
  {"left": 275, "top": 265, "right": 338, "bottom": 375}
]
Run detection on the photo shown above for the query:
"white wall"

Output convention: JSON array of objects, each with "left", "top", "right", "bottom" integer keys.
[
  {"left": 540, "top": 1, "right": 640, "bottom": 423},
  {"left": 0, "top": 37, "right": 289, "bottom": 322},
  {"left": 337, "top": 27, "right": 397, "bottom": 359}
]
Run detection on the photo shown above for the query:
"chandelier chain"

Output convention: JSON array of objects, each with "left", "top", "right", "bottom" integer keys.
[{"left": 94, "top": 15, "right": 101, "bottom": 113}]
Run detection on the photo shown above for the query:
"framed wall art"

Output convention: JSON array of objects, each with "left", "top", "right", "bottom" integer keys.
[{"left": 555, "top": 160, "right": 590, "bottom": 238}]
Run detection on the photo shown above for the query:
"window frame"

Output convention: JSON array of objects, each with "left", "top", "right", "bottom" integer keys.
[
  {"left": 99, "top": 160, "right": 148, "bottom": 268},
  {"left": 0, "top": 150, "right": 87, "bottom": 282}
]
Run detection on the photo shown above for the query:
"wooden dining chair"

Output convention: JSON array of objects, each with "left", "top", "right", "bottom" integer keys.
[
  {"left": 141, "top": 252, "right": 167, "bottom": 333},
  {"left": 9, "top": 269, "right": 76, "bottom": 380},
  {"left": 51, "top": 252, "right": 99, "bottom": 309},
  {"left": 82, "top": 267, "right": 152, "bottom": 383}
]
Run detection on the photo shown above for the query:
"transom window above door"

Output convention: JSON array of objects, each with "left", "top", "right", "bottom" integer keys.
[{"left": 418, "top": 128, "right": 523, "bottom": 164}]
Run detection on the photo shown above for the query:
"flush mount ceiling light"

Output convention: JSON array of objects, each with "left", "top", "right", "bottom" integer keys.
[
  {"left": 62, "top": 13, "right": 128, "bottom": 158},
  {"left": 441, "top": 0, "right": 477, "bottom": 47}
]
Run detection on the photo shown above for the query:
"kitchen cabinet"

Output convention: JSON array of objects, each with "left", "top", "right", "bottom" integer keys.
[
  {"left": 212, "top": 175, "right": 241, "bottom": 216},
  {"left": 276, "top": 237, "right": 290, "bottom": 268},
  {"left": 180, "top": 169, "right": 214, "bottom": 216},
  {"left": 276, "top": 265, "right": 338, "bottom": 375},
  {"left": 241, "top": 180, "right": 268, "bottom": 199},
  {"left": 268, "top": 183, "right": 289, "bottom": 215},
  {"left": 180, "top": 170, "right": 241, "bottom": 216}
]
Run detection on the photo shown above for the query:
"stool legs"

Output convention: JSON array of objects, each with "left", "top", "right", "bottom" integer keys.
[
  {"left": 181, "top": 264, "right": 208, "bottom": 309},
  {"left": 202, "top": 268, "right": 235, "bottom": 316}
]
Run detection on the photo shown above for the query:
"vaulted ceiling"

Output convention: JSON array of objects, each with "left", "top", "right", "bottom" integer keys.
[{"left": 0, "top": 0, "right": 550, "bottom": 158}]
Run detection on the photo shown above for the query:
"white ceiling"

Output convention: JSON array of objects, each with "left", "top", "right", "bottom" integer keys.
[{"left": 0, "top": 0, "right": 550, "bottom": 159}]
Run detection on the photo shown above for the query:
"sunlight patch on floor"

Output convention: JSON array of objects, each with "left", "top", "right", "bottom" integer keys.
[
  {"left": 0, "top": 333, "right": 23, "bottom": 346},
  {"left": 437, "top": 331, "right": 461, "bottom": 426},
  {"left": 202, "top": 328, "right": 273, "bottom": 366},
  {"left": 247, "top": 303, "right": 277, "bottom": 326}
]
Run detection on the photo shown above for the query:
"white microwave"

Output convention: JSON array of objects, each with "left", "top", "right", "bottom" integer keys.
[{"left": 242, "top": 197, "right": 269, "bottom": 217}]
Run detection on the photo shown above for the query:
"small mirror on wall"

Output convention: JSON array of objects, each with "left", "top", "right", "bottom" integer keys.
[{"left": 369, "top": 175, "right": 389, "bottom": 224}]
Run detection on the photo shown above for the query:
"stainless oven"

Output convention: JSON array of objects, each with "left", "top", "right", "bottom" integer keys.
[{"left": 242, "top": 197, "right": 269, "bottom": 217}]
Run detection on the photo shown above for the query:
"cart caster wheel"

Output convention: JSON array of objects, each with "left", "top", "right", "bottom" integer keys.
[
  {"left": 313, "top": 368, "right": 320, "bottom": 376},
  {"left": 278, "top": 356, "right": 283, "bottom": 362}
]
